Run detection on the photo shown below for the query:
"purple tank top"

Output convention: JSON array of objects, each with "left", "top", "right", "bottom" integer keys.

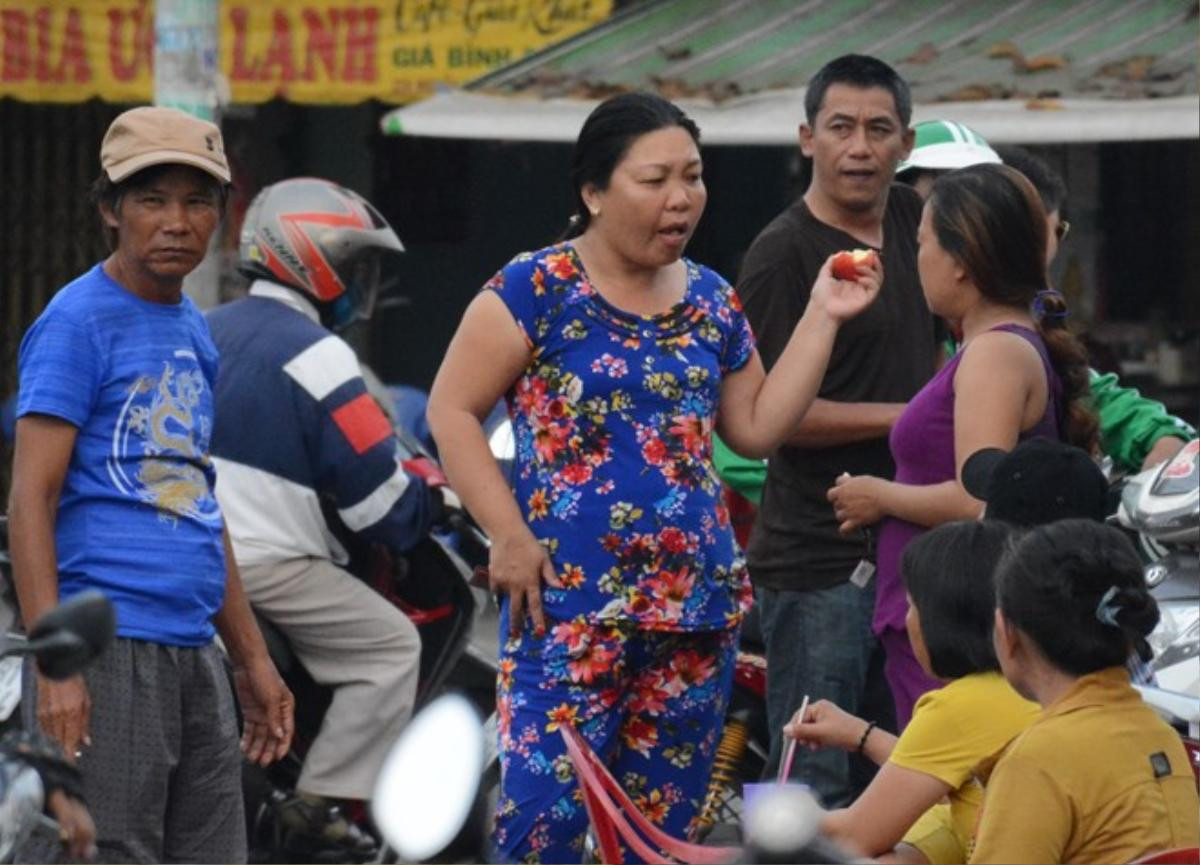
[{"left": 872, "top": 323, "right": 1062, "bottom": 634}]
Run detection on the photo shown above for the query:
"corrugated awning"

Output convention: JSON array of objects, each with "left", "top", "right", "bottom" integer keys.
[
  {"left": 381, "top": 0, "right": 1200, "bottom": 144},
  {"left": 381, "top": 89, "right": 1198, "bottom": 144}
]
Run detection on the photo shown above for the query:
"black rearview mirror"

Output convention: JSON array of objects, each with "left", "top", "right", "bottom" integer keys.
[{"left": 23, "top": 591, "right": 116, "bottom": 680}]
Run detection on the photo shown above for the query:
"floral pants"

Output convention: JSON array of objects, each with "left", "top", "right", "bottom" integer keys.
[{"left": 491, "top": 619, "right": 738, "bottom": 864}]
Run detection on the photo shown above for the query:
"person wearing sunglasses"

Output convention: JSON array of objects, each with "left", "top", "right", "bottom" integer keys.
[{"left": 993, "top": 145, "right": 1194, "bottom": 473}]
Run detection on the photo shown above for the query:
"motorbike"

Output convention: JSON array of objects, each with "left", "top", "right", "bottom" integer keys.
[
  {"left": 0, "top": 588, "right": 117, "bottom": 862},
  {"left": 244, "top": 539, "right": 479, "bottom": 863},
  {"left": 238, "top": 428, "right": 480, "bottom": 864},
  {"left": 241, "top": 530, "right": 478, "bottom": 863},
  {"left": 1116, "top": 439, "right": 1200, "bottom": 780},
  {"left": 1116, "top": 438, "right": 1199, "bottom": 696}
]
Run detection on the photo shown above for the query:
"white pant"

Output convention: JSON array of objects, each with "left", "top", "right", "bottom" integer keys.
[{"left": 240, "top": 556, "right": 421, "bottom": 799}]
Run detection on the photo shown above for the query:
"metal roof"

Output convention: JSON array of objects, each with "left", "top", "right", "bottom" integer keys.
[
  {"left": 381, "top": 0, "right": 1200, "bottom": 143},
  {"left": 473, "top": 0, "right": 1197, "bottom": 104}
]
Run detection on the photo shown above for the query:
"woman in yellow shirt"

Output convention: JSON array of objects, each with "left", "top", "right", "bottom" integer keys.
[
  {"left": 973, "top": 519, "right": 1199, "bottom": 864},
  {"left": 784, "top": 520, "right": 1038, "bottom": 863}
]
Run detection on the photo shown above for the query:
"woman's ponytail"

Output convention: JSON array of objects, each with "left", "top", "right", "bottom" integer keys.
[{"left": 1033, "top": 289, "right": 1099, "bottom": 454}]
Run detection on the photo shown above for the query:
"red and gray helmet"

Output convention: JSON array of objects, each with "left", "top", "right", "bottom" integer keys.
[{"left": 238, "top": 177, "right": 404, "bottom": 327}]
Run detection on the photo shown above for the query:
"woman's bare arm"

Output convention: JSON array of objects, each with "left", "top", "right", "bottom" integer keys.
[
  {"left": 426, "top": 291, "right": 559, "bottom": 637},
  {"left": 822, "top": 762, "right": 952, "bottom": 857},
  {"left": 828, "top": 328, "right": 1047, "bottom": 532},
  {"left": 718, "top": 256, "right": 881, "bottom": 458}
]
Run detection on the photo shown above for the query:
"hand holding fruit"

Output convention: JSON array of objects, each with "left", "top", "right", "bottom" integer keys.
[
  {"left": 830, "top": 248, "right": 878, "bottom": 281},
  {"left": 809, "top": 250, "right": 883, "bottom": 324}
]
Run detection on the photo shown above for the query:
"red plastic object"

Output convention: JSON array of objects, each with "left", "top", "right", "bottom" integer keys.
[
  {"left": 1130, "top": 848, "right": 1200, "bottom": 864},
  {"left": 723, "top": 486, "right": 757, "bottom": 550},
  {"left": 733, "top": 651, "right": 766, "bottom": 699},
  {"left": 559, "top": 724, "right": 739, "bottom": 865},
  {"left": 394, "top": 598, "right": 454, "bottom": 625},
  {"left": 1182, "top": 736, "right": 1200, "bottom": 787},
  {"left": 402, "top": 455, "right": 449, "bottom": 488}
]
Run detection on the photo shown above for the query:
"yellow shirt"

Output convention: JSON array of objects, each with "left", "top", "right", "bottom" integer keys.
[
  {"left": 970, "top": 667, "right": 1200, "bottom": 864},
  {"left": 889, "top": 671, "right": 1040, "bottom": 864}
]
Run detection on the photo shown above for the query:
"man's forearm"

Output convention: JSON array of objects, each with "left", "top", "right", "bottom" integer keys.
[
  {"left": 785, "top": 399, "right": 906, "bottom": 448},
  {"left": 7, "top": 492, "right": 62, "bottom": 631}
]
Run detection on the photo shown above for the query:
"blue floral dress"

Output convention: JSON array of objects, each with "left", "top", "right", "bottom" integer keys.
[{"left": 487, "top": 243, "right": 756, "bottom": 863}]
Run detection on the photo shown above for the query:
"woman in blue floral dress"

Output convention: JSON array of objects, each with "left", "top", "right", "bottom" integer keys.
[{"left": 427, "top": 92, "right": 882, "bottom": 863}]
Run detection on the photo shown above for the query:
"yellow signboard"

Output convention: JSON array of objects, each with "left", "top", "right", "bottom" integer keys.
[{"left": 0, "top": 0, "right": 611, "bottom": 104}]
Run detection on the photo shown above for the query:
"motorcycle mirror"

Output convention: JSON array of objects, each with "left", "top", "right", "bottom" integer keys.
[
  {"left": 371, "top": 693, "right": 485, "bottom": 862},
  {"left": 22, "top": 591, "right": 116, "bottom": 680}
]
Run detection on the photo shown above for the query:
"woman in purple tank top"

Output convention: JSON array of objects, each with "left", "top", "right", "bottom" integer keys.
[{"left": 826, "top": 165, "right": 1098, "bottom": 729}]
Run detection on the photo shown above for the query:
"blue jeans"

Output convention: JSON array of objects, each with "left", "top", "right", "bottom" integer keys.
[{"left": 758, "top": 580, "right": 889, "bottom": 808}]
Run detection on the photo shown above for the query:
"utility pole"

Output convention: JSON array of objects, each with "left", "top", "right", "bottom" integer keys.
[{"left": 155, "top": 0, "right": 224, "bottom": 309}]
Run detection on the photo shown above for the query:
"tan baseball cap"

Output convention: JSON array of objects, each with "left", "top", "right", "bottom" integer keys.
[{"left": 100, "top": 106, "right": 231, "bottom": 184}]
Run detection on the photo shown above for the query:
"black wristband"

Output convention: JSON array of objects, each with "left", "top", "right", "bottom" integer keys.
[{"left": 856, "top": 720, "right": 877, "bottom": 754}]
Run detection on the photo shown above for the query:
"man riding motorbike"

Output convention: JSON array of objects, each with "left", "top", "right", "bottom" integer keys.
[{"left": 206, "top": 177, "right": 450, "bottom": 858}]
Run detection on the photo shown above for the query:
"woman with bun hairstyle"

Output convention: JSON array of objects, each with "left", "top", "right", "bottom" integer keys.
[
  {"left": 827, "top": 163, "right": 1098, "bottom": 728},
  {"left": 971, "top": 519, "right": 1199, "bottom": 864}
]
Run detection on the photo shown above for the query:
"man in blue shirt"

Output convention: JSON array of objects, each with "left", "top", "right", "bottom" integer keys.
[{"left": 7, "top": 106, "right": 294, "bottom": 863}]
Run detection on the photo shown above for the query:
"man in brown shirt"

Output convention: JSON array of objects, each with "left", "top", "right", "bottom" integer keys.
[{"left": 738, "top": 54, "right": 933, "bottom": 807}]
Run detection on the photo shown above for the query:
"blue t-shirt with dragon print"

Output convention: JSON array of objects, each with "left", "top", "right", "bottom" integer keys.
[
  {"left": 18, "top": 264, "right": 226, "bottom": 646},
  {"left": 489, "top": 243, "right": 756, "bottom": 633}
]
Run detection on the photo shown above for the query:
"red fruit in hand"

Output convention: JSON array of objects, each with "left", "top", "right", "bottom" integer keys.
[{"left": 830, "top": 249, "right": 877, "bottom": 281}]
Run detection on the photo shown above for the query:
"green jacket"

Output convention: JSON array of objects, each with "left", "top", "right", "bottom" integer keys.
[
  {"left": 713, "top": 370, "right": 1196, "bottom": 499},
  {"left": 1089, "top": 369, "right": 1195, "bottom": 472}
]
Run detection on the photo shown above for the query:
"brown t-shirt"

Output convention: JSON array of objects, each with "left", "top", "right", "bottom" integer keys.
[{"left": 738, "top": 185, "right": 934, "bottom": 591}]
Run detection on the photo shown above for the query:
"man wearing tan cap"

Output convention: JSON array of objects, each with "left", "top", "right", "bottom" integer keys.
[{"left": 8, "top": 105, "right": 294, "bottom": 863}]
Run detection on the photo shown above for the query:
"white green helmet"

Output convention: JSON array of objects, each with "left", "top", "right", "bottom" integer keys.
[{"left": 897, "top": 120, "right": 1000, "bottom": 174}]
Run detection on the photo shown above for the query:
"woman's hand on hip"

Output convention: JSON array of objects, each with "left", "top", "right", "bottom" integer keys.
[{"left": 490, "top": 528, "right": 561, "bottom": 639}]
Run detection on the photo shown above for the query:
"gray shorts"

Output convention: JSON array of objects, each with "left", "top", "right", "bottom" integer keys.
[{"left": 20, "top": 638, "right": 246, "bottom": 863}]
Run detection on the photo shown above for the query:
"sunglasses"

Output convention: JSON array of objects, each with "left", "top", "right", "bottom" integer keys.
[{"left": 1054, "top": 220, "right": 1071, "bottom": 242}]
